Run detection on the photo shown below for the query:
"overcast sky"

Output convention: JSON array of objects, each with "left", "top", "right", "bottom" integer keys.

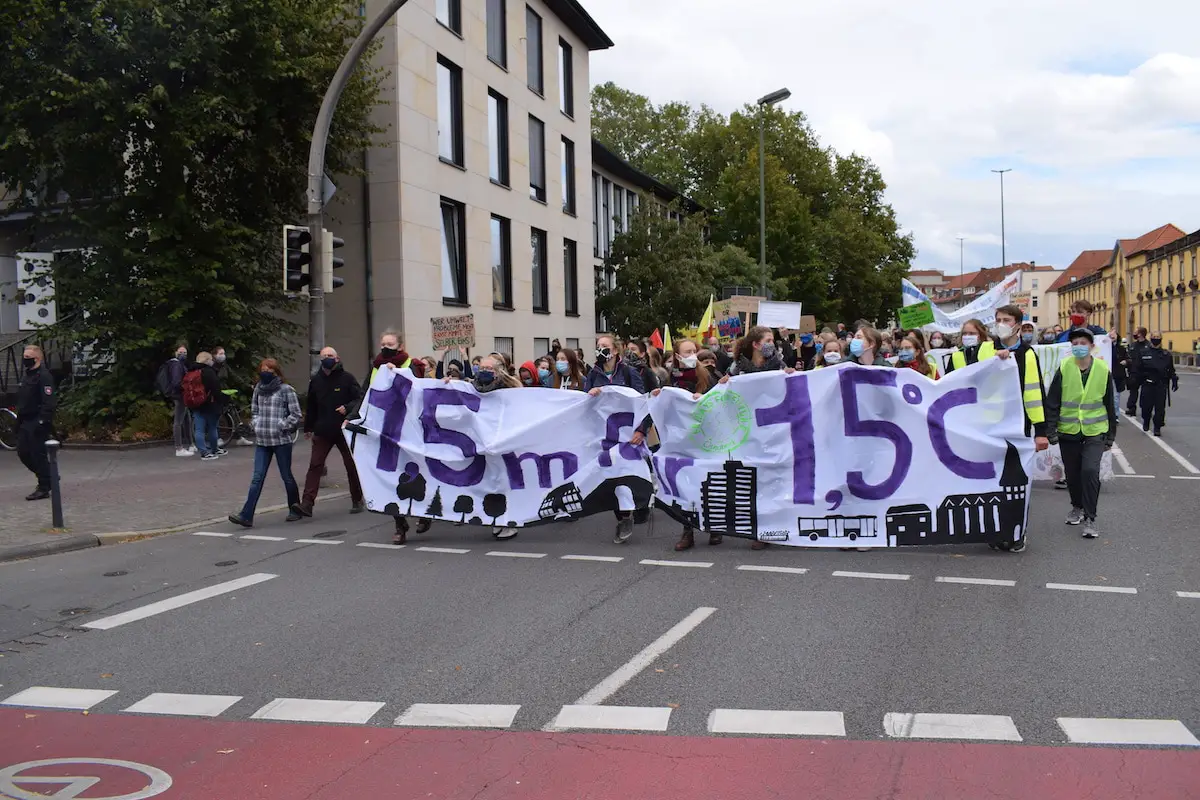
[{"left": 586, "top": 0, "right": 1200, "bottom": 276}]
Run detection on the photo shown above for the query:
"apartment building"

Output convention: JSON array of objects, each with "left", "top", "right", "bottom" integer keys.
[{"left": 320, "top": 0, "right": 613, "bottom": 370}]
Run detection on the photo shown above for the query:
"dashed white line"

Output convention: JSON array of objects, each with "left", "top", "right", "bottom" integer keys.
[
  {"left": 1169, "top": 475, "right": 1200, "bottom": 481},
  {"left": 708, "top": 709, "right": 845, "bottom": 737},
  {"left": 833, "top": 570, "right": 911, "bottom": 581},
  {"left": 884, "top": 712, "right": 1022, "bottom": 741},
  {"left": 1176, "top": 591, "right": 1200, "bottom": 599},
  {"left": 485, "top": 551, "right": 547, "bottom": 559},
  {"left": 1057, "top": 717, "right": 1200, "bottom": 746},
  {"left": 549, "top": 705, "right": 672, "bottom": 732},
  {"left": 1046, "top": 582, "right": 1137, "bottom": 595},
  {"left": 357, "top": 542, "right": 406, "bottom": 549},
  {"left": 1113, "top": 474, "right": 1155, "bottom": 479},
  {"left": 251, "top": 698, "right": 385, "bottom": 725},
  {"left": 241, "top": 535, "right": 287, "bottom": 542},
  {"left": 192, "top": 531, "right": 233, "bottom": 538},
  {"left": 395, "top": 703, "right": 521, "bottom": 728},
  {"left": 737, "top": 565, "right": 808, "bottom": 575},
  {"left": 1, "top": 687, "right": 118, "bottom": 710},
  {"left": 936, "top": 576, "right": 1016, "bottom": 587},
  {"left": 293, "top": 538, "right": 344, "bottom": 545},
  {"left": 416, "top": 546, "right": 470, "bottom": 554},
  {"left": 82, "top": 573, "right": 278, "bottom": 630},
  {"left": 639, "top": 559, "right": 713, "bottom": 568},
  {"left": 561, "top": 554, "right": 623, "bottom": 563},
  {"left": 123, "top": 693, "right": 242, "bottom": 717}
]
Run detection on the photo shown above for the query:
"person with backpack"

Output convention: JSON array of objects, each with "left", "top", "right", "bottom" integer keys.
[
  {"left": 156, "top": 344, "right": 192, "bottom": 456},
  {"left": 185, "top": 352, "right": 224, "bottom": 460}
]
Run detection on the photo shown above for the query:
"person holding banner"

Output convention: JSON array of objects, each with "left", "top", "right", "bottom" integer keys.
[
  {"left": 368, "top": 330, "right": 428, "bottom": 544},
  {"left": 1045, "top": 329, "right": 1118, "bottom": 539},
  {"left": 587, "top": 334, "right": 650, "bottom": 543},
  {"left": 898, "top": 332, "right": 939, "bottom": 379},
  {"left": 847, "top": 326, "right": 892, "bottom": 367},
  {"left": 993, "top": 305, "right": 1050, "bottom": 451},
  {"left": 814, "top": 337, "right": 845, "bottom": 367},
  {"left": 553, "top": 348, "right": 586, "bottom": 390}
]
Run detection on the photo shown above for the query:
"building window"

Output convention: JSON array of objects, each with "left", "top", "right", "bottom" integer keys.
[
  {"left": 564, "top": 238, "right": 578, "bottom": 315},
  {"left": 1031, "top": 278, "right": 1038, "bottom": 289},
  {"left": 525, "top": 6, "right": 543, "bottom": 94},
  {"left": 486, "top": 0, "right": 506, "bottom": 66},
  {"left": 534, "top": 337, "right": 550, "bottom": 357},
  {"left": 436, "top": 0, "right": 461, "bottom": 34},
  {"left": 491, "top": 214, "right": 512, "bottom": 308},
  {"left": 558, "top": 38, "right": 574, "bottom": 117},
  {"left": 1192, "top": 252, "right": 1197, "bottom": 278},
  {"left": 494, "top": 337, "right": 514, "bottom": 358},
  {"left": 531, "top": 227, "right": 548, "bottom": 312},
  {"left": 1032, "top": 315, "right": 1039, "bottom": 323},
  {"left": 440, "top": 198, "right": 467, "bottom": 304},
  {"left": 488, "top": 89, "right": 509, "bottom": 185},
  {"left": 565, "top": 337, "right": 579, "bottom": 351},
  {"left": 528, "top": 115, "right": 545, "bottom": 202},
  {"left": 592, "top": 173, "right": 601, "bottom": 256},
  {"left": 602, "top": 178, "right": 612, "bottom": 255},
  {"left": 1032, "top": 295, "right": 1038, "bottom": 308},
  {"left": 560, "top": 137, "right": 575, "bottom": 214},
  {"left": 437, "top": 56, "right": 464, "bottom": 166}
]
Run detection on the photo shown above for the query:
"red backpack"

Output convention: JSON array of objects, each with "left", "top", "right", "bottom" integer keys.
[{"left": 181, "top": 369, "right": 208, "bottom": 408}]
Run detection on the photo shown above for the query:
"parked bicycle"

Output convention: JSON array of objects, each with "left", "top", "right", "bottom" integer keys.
[
  {"left": 0, "top": 406, "right": 16, "bottom": 451},
  {"left": 180, "top": 389, "right": 296, "bottom": 450}
]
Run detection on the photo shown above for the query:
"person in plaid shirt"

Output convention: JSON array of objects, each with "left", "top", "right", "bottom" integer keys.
[{"left": 228, "top": 358, "right": 303, "bottom": 527}]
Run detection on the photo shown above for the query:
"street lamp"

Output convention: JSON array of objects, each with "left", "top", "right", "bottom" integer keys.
[
  {"left": 956, "top": 236, "right": 965, "bottom": 281},
  {"left": 992, "top": 168, "right": 1011, "bottom": 269},
  {"left": 757, "top": 87, "right": 791, "bottom": 297}
]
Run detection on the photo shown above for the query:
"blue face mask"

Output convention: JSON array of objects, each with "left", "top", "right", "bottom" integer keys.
[
  {"left": 321, "top": 357, "right": 337, "bottom": 370},
  {"left": 814, "top": 342, "right": 825, "bottom": 353},
  {"left": 1021, "top": 332, "right": 1035, "bottom": 345},
  {"left": 556, "top": 361, "right": 569, "bottom": 375},
  {"left": 898, "top": 348, "right": 916, "bottom": 363},
  {"left": 1071, "top": 344, "right": 1091, "bottom": 359},
  {"left": 801, "top": 335, "right": 813, "bottom": 345},
  {"left": 849, "top": 339, "right": 865, "bottom": 356},
  {"left": 538, "top": 367, "right": 551, "bottom": 380},
  {"left": 476, "top": 369, "right": 495, "bottom": 384}
]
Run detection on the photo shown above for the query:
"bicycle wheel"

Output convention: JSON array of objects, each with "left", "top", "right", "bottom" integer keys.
[
  {"left": 0, "top": 408, "right": 17, "bottom": 451},
  {"left": 217, "top": 410, "right": 235, "bottom": 447}
]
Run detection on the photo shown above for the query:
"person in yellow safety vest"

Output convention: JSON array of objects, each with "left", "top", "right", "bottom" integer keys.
[{"left": 1045, "top": 328, "right": 1118, "bottom": 540}]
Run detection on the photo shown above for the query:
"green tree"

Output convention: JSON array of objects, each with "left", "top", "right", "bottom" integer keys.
[{"left": 0, "top": 0, "right": 384, "bottom": 424}]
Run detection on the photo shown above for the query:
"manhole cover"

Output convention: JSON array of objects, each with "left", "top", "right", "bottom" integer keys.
[
  {"left": 59, "top": 607, "right": 92, "bottom": 616},
  {"left": 103, "top": 570, "right": 128, "bottom": 577},
  {"left": 215, "top": 560, "right": 238, "bottom": 567},
  {"left": 312, "top": 530, "right": 346, "bottom": 539}
]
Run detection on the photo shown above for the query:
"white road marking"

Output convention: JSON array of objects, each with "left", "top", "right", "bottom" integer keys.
[
  {"left": 1046, "top": 582, "right": 1137, "bottom": 595},
  {"left": 1, "top": 687, "right": 117, "bottom": 710},
  {"left": 294, "top": 538, "right": 343, "bottom": 545},
  {"left": 357, "top": 542, "right": 406, "bottom": 549},
  {"left": 1113, "top": 474, "right": 1155, "bottom": 479},
  {"left": 395, "top": 704, "right": 520, "bottom": 728},
  {"left": 416, "top": 546, "right": 470, "bottom": 554},
  {"left": 1057, "top": 717, "right": 1200, "bottom": 746},
  {"left": 240, "top": 535, "right": 287, "bottom": 542},
  {"left": 936, "top": 576, "right": 1017, "bottom": 587},
  {"left": 708, "top": 709, "right": 845, "bottom": 737},
  {"left": 1176, "top": 591, "right": 1200, "bottom": 599},
  {"left": 1111, "top": 445, "right": 1135, "bottom": 474},
  {"left": 192, "top": 531, "right": 233, "bottom": 538},
  {"left": 561, "top": 554, "right": 623, "bottom": 563},
  {"left": 569, "top": 607, "right": 717, "bottom": 708},
  {"left": 1126, "top": 417, "right": 1200, "bottom": 473},
  {"left": 1169, "top": 475, "right": 1200, "bottom": 481},
  {"left": 832, "top": 570, "right": 911, "bottom": 581},
  {"left": 884, "top": 712, "right": 1022, "bottom": 741},
  {"left": 123, "top": 692, "right": 242, "bottom": 717},
  {"left": 82, "top": 573, "right": 278, "bottom": 630},
  {"left": 639, "top": 559, "right": 713, "bottom": 568},
  {"left": 485, "top": 551, "right": 547, "bottom": 559},
  {"left": 549, "top": 705, "right": 672, "bottom": 732},
  {"left": 251, "top": 698, "right": 385, "bottom": 725},
  {"left": 737, "top": 565, "right": 808, "bottom": 575}
]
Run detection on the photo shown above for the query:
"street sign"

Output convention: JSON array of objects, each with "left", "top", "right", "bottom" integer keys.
[
  {"left": 898, "top": 301, "right": 935, "bottom": 329},
  {"left": 0, "top": 757, "right": 173, "bottom": 800}
]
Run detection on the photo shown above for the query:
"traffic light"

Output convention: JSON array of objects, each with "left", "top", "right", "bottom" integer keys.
[
  {"left": 322, "top": 229, "right": 345, "bottom": 293},
  {"left": 283, "top": 224, "right": 311, "bottom": 295}
]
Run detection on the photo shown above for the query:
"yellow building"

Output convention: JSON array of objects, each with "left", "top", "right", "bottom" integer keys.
[
  {"left": 1051, "top": 250, "right": 1110, "bottom": 330},
  {"left": 1128, "top": 226, "right": 1200, "bottom": 356}
]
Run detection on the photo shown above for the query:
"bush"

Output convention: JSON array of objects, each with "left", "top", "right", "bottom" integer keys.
[{"left": 119, "top": 400, "right": 173, "bottom": 442}]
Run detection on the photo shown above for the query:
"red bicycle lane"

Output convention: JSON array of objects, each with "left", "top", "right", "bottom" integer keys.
[{"left": 3, "top": 708, "right": 1199, "bottom": 800}]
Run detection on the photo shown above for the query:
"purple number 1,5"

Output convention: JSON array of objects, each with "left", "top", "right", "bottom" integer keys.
[
  {"left": 839, "top": 369, "right": 912, "bottom": 500},
  {"left": 754, "top": 375, "right": 816, "bottom": 505}
]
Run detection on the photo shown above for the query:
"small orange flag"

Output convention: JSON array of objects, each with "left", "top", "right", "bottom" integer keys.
[{"left": 649, "top": 328, "right": 664, "bottom": 350}]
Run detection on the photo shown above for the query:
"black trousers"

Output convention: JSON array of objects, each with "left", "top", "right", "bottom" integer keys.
[
  {"left": 1125, "top": 380, "right": 1140, "bottom": 413},
  {"left": 17, "top": 419, "right": 51, "bottom": 489},
  {"left": 1060, "top": 434, "right": 1105, "bottom": 520},
  {"left": 1139, "top": 383, "right": 1168, "bottom": 430}
]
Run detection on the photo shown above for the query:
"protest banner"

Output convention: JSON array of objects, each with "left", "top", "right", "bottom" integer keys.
[
  {"left": 431, "top": 314, "right": 475, "bottom": 350},
  {"left": 898, "top": 301, "right": 935, "bottom": 329},
  {"left": 901, "top": 272, "right": 1023, "bottom": 333}
]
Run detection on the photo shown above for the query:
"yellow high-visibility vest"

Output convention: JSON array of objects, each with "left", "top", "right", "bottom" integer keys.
[{"left": 1058, "top": 357, "right": 1110, "bottom": 436}]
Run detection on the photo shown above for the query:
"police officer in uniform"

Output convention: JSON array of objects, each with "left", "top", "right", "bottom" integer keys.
[
  {"left": 1123, "top": 327, "right": 1148, "bottom": 416},
  {"left": 16, "top": 345, "right": 57, "bottom": 500},
  {"left": 1133, "top": 331, "right": 1177, "bottom": 436}
]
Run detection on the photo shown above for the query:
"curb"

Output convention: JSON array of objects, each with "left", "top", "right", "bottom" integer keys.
[
  {"left": 62, "top": 440, "right": 174, "bottom": 451},
  {"left": 0, "top": 534, "right": 100, "bottom": 564}
]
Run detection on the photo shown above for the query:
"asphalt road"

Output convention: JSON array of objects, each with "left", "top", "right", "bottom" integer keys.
[{"left": 1, "top": 418, "right": 1198, "bottom": 798}]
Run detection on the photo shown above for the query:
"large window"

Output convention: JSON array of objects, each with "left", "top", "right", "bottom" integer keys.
[
  {"left": 531, "top": 227, "right": 548, "bottom": 312},
  {"left": 488, "top": 89, "right": 509, "bottom": 185},
  {"left": 592, "top": 173, "right": 601, "bottom": 255},
  {"left": 494, "top": 337, "right": 514, "bottom": 358},
  {"left": 565, "top": 337, "right": 579, "bottom": 351},
  {"left": 558, "top": 38, "right": 574, "bottom": 117},
  {"left": 525, "top": 6, "right": 543, "bottom": 94},
  {"left": 561, "top": 137, "right": 575, "bottom": 214},
  {"left": 486, "top": 0, "right": 506, "bottom": 66},
  {"left": 436, "top": 0, "right": 461, "bottom": 33},
  {"left": 491, "top": 215, "right": 512, "bottom": 308},
  {"left": 601, "top": 177, "right": 611, "bottom": 256},
  {"left": 440, "top": 198, "right": 467, "bottom": 304},
  {"left": 564, "top": 238, "right": 578, "bottom": 315},
  {"left": 534, "top": 338, "right": 550, "bottom": 357},
  {"left": 436, "top": 56, "right": 463, "bottom": 166},
  {"left": 528, "top": 115, "right": 546, "bottom": 202}
]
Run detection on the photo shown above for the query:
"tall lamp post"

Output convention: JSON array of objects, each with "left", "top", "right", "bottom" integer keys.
[
  {"left": 956, "top": 236, "right": 965, "bottom": 281},
  {"left": 757, "top": 87, "right": 791, "bottom": 298},
  {"left": 991, "top": 168, "right": 1011, "bottom": 270}
]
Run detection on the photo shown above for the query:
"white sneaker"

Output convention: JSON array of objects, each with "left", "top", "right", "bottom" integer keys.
[
  {"left": 176, "top": 448, "right": 193, "bottom": 457},
  {"left": 186, "top": 446, "right": 197, "bottom": 454}
]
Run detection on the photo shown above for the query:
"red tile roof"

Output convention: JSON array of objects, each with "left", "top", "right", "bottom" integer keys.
[
  {"left": 1048, "top": 250, "right": 1110, "bottom": 293},
  {"left": 908, "top": 269, "right": 944, "bottom": 277},
  {"left": 1118, "top": 223, "right": 1187, "bottom": 257}
]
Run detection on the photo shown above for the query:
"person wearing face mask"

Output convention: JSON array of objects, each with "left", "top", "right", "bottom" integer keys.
[
  {"left": 897, "top": 333, "right": 940, "bottom": 379},
  {"left": 945, "top": 319, "right": 996, "bottom": 374},
  {"left": 622, "top": 339, "right": 661, "bottom": 393},
  {"left": 928, "top": 332, "right": 947, "bottom": 351},
  {"left": 847, "top": 326, "right": 893, "bottom": 367},
  {"left": 587, "top": 335, "right": 650, "bottom": 544},
  {"left": 814, "top": 337, "right": 845, "bottom": 368},
  {"left": 163, "top": 343, "right": 193, "bottom": 456},
  {"left": 518, "top": 360, "right": 539, "bottom": 387},
  {"left": 705, "top": 335, "right": 732, "bottom": 375},
  {"left": 298, "top": 346, "right": 365, "bottom": 518},
  {"left": 1124, "top": 327, "right": 1149, "bottom": 416},
  {"left": 1132, "top": 331, "right": 1177, "bottom": 436},
  {"left": 553, "top": 348, "right": 586, "bottom": 390},
  {"left": 228, "top": 359, "right": 304, "bottom": 528},
  {"left": 796, "top": 333, "right": 817, "bottom": 371},
  {"left": 984, "top": 305, "right": 1050, "bottom": 455},
  {"left": 15, "top": 345, "right": 57, "bottom": 500},
  {"left": 535, "top": 357, "right": 554, "bottom": 388},
  {"left": 1045, "top": 329, "right": 1118, "bottom": 540}
]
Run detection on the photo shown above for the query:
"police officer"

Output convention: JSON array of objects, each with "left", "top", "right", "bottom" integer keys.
[
  {"left": 16, "top": 345, "right": 57, "bottom": 500},
  {"left": 1124, "top": 327, "right": 1148, "bottom": 416},
  {"left": 1133, "top": 331, "right": 1177, "bottom": 436}
]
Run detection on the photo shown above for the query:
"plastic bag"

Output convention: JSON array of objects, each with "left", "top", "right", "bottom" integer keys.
[{"left": 1031, "top": 443, "right": 1113, "bottom": 483}]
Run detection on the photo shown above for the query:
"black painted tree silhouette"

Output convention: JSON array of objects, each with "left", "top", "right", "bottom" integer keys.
[
  {"left": 483, "top": 493, "right": 507, "bottom": 525},
  {"left": 396, "top": 461, "right": 427, "bottom": 515},
  {"left": 425, "top": 487, "right": 444, "bottom": 518},
  {"left": 453, "top": 494, "right": 474, "bottom": 524}
]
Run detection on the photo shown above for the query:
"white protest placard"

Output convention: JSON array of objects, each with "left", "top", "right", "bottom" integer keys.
[
  {"left": 902, "top": 272, "right": 1023, "bottom": 333},
  {"left": 756, "top": 300, "right": 803, "bottom": 329}
]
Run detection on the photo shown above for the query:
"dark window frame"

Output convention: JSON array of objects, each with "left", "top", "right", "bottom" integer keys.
[
  {"left": 564, "top": 238, "right": 579, "bottom": 316},
  {"left": 487, "top": 89, "right": 510, "bottom": 186},
  {"left": 436, "top": 0, "right": 462, "bottom": 35},
  {"left": 558, "top": 38, "right": 574, "bottom": 117},
  {"left": 440, "top": 197, "right": 468, "bottom": 306},
  {"left": 561, "top": 136, "right": 576, "bottom": 215},
  {"left": 528, "top": 115, "right": 546, "bottom": 202},
  {"left": 531, "top": 227, "right": 549, "bottom": 313},
  {"left": 525, "top": 5, "right": 543, "bottom": 95},
  {"left": 436, "top": 55, "right": 464, "bottom": 167},
  {"left": 491, "top": 214, "right": 513, "bottom": 310},
  {"left": 486, "top": 0, "right": 507, "bottom": 67}
]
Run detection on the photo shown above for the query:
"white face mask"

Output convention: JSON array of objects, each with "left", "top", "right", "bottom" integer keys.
[
  {"left": 962, "top": 335, "right": 980, "bottom": 348},
  {"left": 823, "top": 351, "right": 842, "bottom": 364},
  {"left": 996, "top": 324, "right": 1014, "bottom": 340},
  {"left": 678, "top": 355, "right": 698, "bottom": 368}
]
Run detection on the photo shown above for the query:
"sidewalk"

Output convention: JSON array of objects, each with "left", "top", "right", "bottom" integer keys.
[{"left": 0, "top": 440, "right": 359, "bottom": 555}]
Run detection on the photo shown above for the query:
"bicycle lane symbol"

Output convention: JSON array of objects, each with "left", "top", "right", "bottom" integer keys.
[{"left": 0, "top": 757, "right": 172, "bottom": 800}]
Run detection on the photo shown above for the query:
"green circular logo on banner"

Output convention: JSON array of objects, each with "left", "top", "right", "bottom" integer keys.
[{"left": 691, "top": 390, "right": 752, "bottom": 453}]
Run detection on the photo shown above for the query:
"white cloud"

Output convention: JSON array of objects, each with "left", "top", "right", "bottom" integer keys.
[{"left": 585, "top": 0, "right": 1200, "bottom": 275}]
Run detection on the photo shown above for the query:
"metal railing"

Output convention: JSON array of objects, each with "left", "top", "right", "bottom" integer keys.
[{"left": 0, "top": 316, "right": 78, "bottom": 397}]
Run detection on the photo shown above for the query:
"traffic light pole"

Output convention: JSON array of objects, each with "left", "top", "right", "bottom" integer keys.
[{"left": 306, "top": 0, "right": 412, "bottom": 374}]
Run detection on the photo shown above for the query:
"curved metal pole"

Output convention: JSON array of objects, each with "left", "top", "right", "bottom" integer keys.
[{"left": 306, "top": 0, "right": 412, "bottom": 373}]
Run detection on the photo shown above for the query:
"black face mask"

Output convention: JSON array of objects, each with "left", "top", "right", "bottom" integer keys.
[
  {"left": 1151, "top": 338, "right": 1162, "bottom": 347},
  {"left": 22, "top": 356, "right": 36, "bottom": 371},
  {"left": 380, "top": 347, "right": 398, "bottom": 359}
]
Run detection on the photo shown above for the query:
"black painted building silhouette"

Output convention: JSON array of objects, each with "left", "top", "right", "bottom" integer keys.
[
  {"left": 539, "top": 482, "right": 584, "bottom": 519},
  {"left": 701, "top": 461, "right": 757, "bottom": 536}
]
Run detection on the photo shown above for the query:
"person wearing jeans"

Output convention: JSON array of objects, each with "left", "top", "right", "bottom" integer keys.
[
  {"left": 168, "top": 344, "right": 191, "bottom": 456},
  {"left": 190, "top": 351, "right": 224, "bottom": 459},
  {"left": 228, "top": 359, "right": 303, "bottom": 527},
  {"left": 299, "top": 346, "right": 365, "bottom": 516}
]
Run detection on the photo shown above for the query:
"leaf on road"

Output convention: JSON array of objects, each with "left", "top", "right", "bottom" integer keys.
[
  {"left": 217, "top": 749, "right": 235, "bottom": 755},
  {"left": 455, "top": 665, "right": 462, "bottom": 671},
  {"left": 24, "top": 713, "right": 36, "bottom": 719},
  {"left": 654, "top": 669, "right": 665, "bottom": 673},
  {"left": 667, "top": 703, "right": 680, "bottom": 709},
  {"left": 100, "top": 673, "right": 113, "bottom": 678}
]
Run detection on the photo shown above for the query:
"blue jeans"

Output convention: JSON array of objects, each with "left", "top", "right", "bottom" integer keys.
[
  {"left": 238, "top": 444, "right": 299, "bottom": 522},
  {"left": 193, "top": 409, "right": 219, "bottom": 455}
]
